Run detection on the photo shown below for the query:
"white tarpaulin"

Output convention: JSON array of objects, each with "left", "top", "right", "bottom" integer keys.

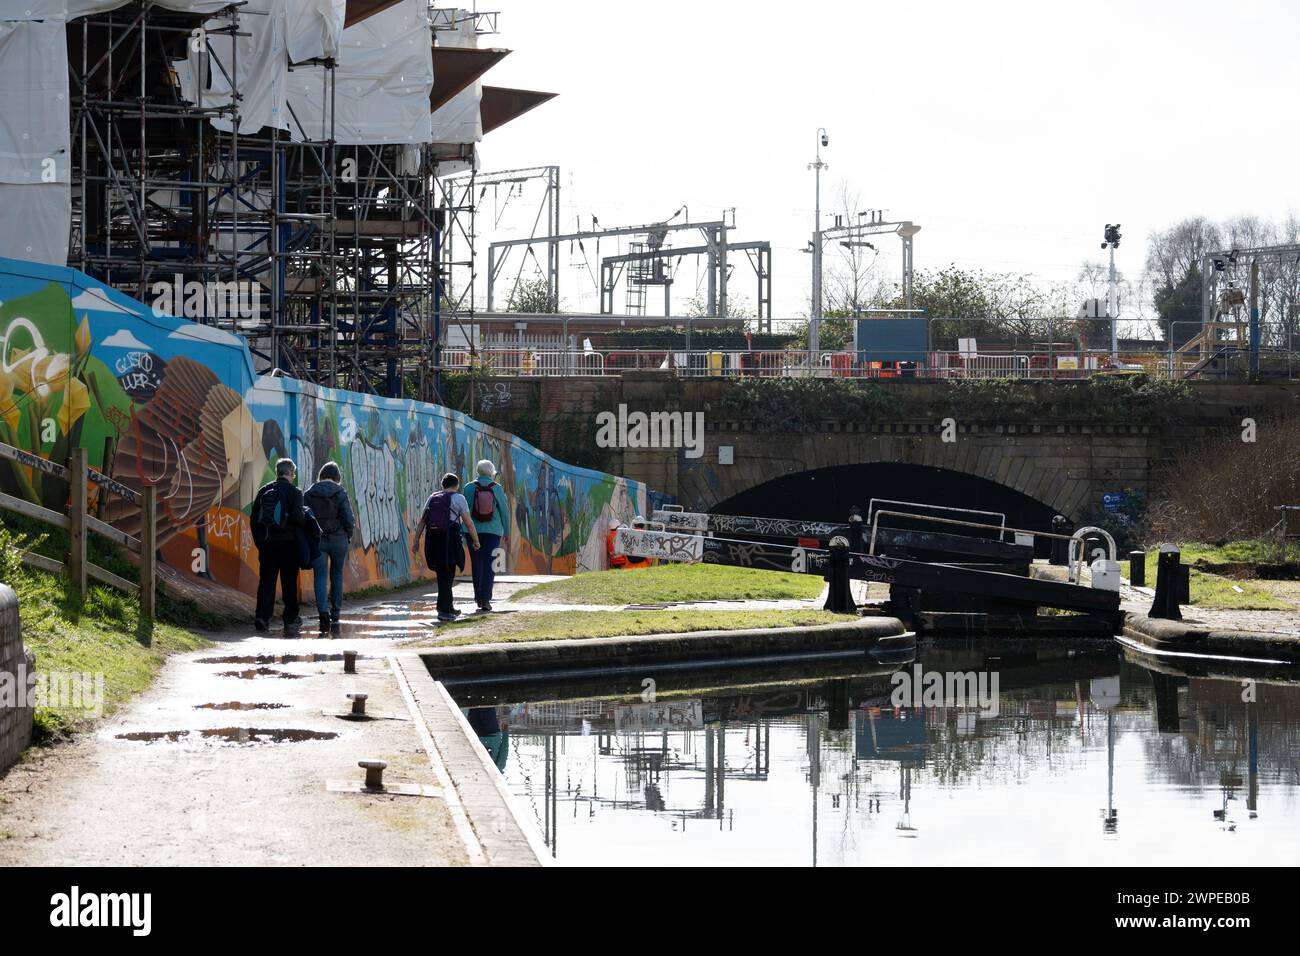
[
  {"left": 429, "top": 8, "right": 481, "bottom": 146},
  {"left": 0, "top": 20, "right": 70, "bottom": 264},
  {"left": 286, "top": 0, "right": 434, "bottom": 144},
  {"left": 6, "top": 1, "right": 233, "bottom": 21}
]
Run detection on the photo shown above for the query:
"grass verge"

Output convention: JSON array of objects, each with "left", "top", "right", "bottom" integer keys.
[
  {"left": 1, "top": 517, "right": 216, "bottom": 743},
  {"left": 1134, "top": 547, "right": 1293, "bottom": 610},
  {"left": 418, "top": 608, "right": 857, "bottom": 647},
  {"left": 511, "top": 563, "right": 824, "bottom": 605}
]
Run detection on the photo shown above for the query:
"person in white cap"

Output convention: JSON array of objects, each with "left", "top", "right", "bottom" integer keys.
[{"left": 467, "top": 458, "right": 510, "bottom": 611}]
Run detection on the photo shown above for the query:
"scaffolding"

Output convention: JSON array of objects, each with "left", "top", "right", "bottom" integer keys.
[{"left": 65, "top": 2, "right": 498, "bottom": 403}]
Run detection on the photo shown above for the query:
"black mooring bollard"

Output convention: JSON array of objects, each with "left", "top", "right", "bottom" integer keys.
[
  {"left": 1049, "top": 515, "right": 1072, "bottom": 565},
  {"left": 1129, "top": 550, "right": 1146, "bottom": 588},
  {"left": 1149, "top": 548, "right": 1183, "bottom": 620},
  {"left": 846, "top": 506, "right": 865, "bottom": 553},
  {"left": 823, "top": 536, "right": 857, "bottom": 615}
]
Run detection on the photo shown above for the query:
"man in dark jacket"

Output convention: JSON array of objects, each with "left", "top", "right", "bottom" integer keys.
[
  {"left": 304, "top": 461, "right": 355, "bottom": 634},
  {"left": 252, "top": 457, "right": 306, "bottom": 634}
]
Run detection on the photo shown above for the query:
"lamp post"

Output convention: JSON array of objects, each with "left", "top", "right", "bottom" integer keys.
[
  {"left": 809, "top": 128, "right": 829, "bottom": 360},
  {"left": 1101, "top": 224, "right": 1122, "bottom": 360}
]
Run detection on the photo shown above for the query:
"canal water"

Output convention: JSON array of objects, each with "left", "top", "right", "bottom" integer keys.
[{"left": 447, "top": 644, "right": 1300, "bottom": 866}]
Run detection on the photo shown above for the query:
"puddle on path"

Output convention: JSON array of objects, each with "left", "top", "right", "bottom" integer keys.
[
  {"left": 116, "top": 727, "right": 338, "bottom": 744},
  {"left": 199, "top": 654, "right": 365, "bottom": 665},
  {"left": 194, "top": 702, "right": 290, "bottom": 711},
  {"left": 216, "top": 667, "right": 305, "bottom": 680}
]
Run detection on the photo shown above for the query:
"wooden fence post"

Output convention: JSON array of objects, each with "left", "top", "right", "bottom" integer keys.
[
  {"left": 68, "top": 448, "right": 88, "bottom": 599},
  {"left": 141, "top": 485, "right": 157, "bottom": 623}
]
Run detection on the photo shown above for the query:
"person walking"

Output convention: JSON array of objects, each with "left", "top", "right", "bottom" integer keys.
[
  {"left": 467, "top": 459, "right": 510, "bottom": 611},
  {"left": 304, "top": 461, "right": 355, "bottom": 635},
  {"left": 252, "top": 458, "right": 306, "bottom": 634},
  {"left": 412, "top": 472, "right": 481, "bottom": 622}
]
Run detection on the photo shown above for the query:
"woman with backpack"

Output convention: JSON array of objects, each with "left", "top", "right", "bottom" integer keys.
[
  {"left": 304, "top": 461, "right": 355, "bottom": 634},
  {"left": 411, "top": 472, "right": 481, "bottom": 622},
  {"left": 467, "top": 459, "right": 510, "bottom": 612}
]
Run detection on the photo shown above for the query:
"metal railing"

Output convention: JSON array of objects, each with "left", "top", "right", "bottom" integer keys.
[{"left": 433, "top": 346, "right": 1296, "bottom": 380}]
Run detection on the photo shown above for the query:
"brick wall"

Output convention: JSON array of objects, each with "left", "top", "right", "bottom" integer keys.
[{"left": 0, "top": 584, "right": 33, "bottom": 774}]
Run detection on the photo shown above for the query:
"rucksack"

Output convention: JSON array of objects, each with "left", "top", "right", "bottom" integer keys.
[
  {"left": 306, "top": 486, "right": 341, "bottom": 534},
  {"left": 255, "top": 482, "right": 290, "bottom": 533},
  {"left": 422, "top": 491, "right": 453, "bottom": 533},
  {"left": 471, "top": 482, "right": 496, "bottom": 522}
]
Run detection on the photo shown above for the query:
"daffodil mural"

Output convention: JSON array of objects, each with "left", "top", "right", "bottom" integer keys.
[{"left": 0, "top": 257, "right": 653, "bottom": 597}]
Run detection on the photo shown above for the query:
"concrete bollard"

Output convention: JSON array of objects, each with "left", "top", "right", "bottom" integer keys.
[
  {"left": 1149, "top": 547, "right": 1183, "bottom": 620},
  {"left": 1128, "top": 550, "right": 1146, "bottom": 588},
  {"left": 343, "top": 650, "right": 357, "bottom": 674},
  {"left": 348, "top": 693, "right": 368, "bottom": 717},
  {"left": 359, "top": 759, "right": 387, "bottom": 790},
  {"left": 823, "top": 536, "right": 857, "bottom": 615}
]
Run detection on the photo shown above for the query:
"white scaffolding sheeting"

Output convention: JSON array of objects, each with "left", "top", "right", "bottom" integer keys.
[
  {"left": 287, "top": 0, "right": 434, "bottom": 144},
  {"left": 6, "top": 1, "right": 230, "bottom": 20},
  {"left": 0, "top": 20, "right": 69, "bottom": 265},
  {"left": 430, "top": 7, "right": 482, "bottom": 146}
]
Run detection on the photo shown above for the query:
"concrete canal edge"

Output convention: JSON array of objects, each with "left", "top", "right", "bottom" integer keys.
[
  {"left": 391, "top": 655, "right": 549, "bottom": 867},
  {"left": 416, "top": 615, "right": 912, "bottom": 683},
  {"left": 1123, "top": 612, "right": 1300, "bottom": 664}
]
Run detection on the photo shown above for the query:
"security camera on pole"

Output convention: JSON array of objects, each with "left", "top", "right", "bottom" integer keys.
[
  {"left": 808, "top": 128, "right": 829, "bottom": 361},
  {"left": 1100, "top": 223, "right": 1122, "bottom": 360}
]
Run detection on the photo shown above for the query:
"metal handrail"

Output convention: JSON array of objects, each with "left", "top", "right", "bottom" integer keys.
[{"left": 867, "top": 498, "right": 1006, "bottom": 537}]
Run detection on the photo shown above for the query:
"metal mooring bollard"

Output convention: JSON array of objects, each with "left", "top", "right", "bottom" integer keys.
[
  {"left": 348, "top": 693, "right": 368, "bottom": 717},
  {"left": 823, "top": 536, "right": 857, "bottom": 615},
  {"left": 343, "top": 650, "right": 357, "bottom": 674},
  {"left": 1129, "top": 550, "right": 1146, "bottom": 588},
  {"left": 359, "top": 759, "right": 387, "bottom": 790},
  {"left": 846, "top": 506, "right": 865, "bottom": 553},
  {"left": 1049, "top": 515, "right": 1072, "bottom": 565},
  {"left": 1149, "top": 547, "right": 1183, "bottom": 620}
]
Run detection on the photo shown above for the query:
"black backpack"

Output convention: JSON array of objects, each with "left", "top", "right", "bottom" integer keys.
[
  {"left": 255, "top": 482, "right": 290, "bottom": 534},
  {"left": 306, "top": 487, "right": 342, "bottom": 534}
]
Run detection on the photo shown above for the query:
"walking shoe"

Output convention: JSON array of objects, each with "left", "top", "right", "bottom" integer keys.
[
  {"left": 319, "top": 613, "right": 331, "bottom": 634},
  {"left": 283, "top": 620, "right": 301, "bottom": 636},
  {"left": 254, "top": 618, "right": 268, "bottom": 632},
  {"left": 481, "top": 602, "right": 493, "bottom": 613},
  {"left": 330, "top": 618, "right": 341, "bottom": 635},
  {"left": 436, "top": 613, "right": 458, "bottom": 623}
]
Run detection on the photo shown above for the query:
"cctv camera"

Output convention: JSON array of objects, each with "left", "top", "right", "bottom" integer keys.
[{"left": 821, "top": 134, "right": 829, "bottom": 147}]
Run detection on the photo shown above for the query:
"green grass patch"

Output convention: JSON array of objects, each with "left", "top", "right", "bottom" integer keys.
[
  {"left": 423, "top": 608, "right": 856, "bottom": 646},
  {"left": 1, "top": 518, "right": 215, "bottom": 741},
  {"left": 1131, "top": 546, "right": 1293, "bottom": 610},
  {"left": 1154, "top": 541, "right": 1298, "bottom": 567},
  {"left": 511, "top": 563, "right": 824, "bottom": 605}
]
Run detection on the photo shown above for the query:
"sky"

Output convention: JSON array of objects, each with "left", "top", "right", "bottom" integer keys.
[{"left": 470, "top": 0, "right": 1300, "bottom": 320}]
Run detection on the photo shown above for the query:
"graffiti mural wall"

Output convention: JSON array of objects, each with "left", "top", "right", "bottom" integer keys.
[{"left": 0, "top": 258, "right": 649, "bottom": 593}]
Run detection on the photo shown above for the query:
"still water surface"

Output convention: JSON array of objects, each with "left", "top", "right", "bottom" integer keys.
[{"left": 451, "top": 645, "right": 1300, "bottom": 866}]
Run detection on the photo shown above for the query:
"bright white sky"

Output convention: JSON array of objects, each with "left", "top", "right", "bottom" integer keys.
[{"left": 475, "top": 0, "right": 1300, "bottom": 319}]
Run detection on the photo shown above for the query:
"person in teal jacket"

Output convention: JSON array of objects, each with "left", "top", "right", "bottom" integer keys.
[{"left": 467, "top": 459, "right": 511, "bottom": 611}]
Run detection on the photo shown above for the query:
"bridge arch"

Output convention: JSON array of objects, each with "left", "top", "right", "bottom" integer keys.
[
  {"left": 710, "top": 462, "right": 1061, "bottom": 537},
  {"left": 679, "top": 426, "right": 1104, "bottom": 523}
]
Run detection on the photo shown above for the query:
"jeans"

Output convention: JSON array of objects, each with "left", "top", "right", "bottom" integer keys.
[
  {"left": 255, "top": 540, "right": 300, "bottom": 625},
  {"left": 312, "top": 534, "right": 348, "bottom": 617},
  {"left": 472, "top": 533, "right": 501, "bottom": 605}
]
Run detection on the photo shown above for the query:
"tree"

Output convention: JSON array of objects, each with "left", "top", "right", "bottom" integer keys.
[
  {"left": 506, "top": 276, "right": 557, "bottom": 313},
  {"left": 1153, "top": 264, "right": 1203, "bottom": 345}
]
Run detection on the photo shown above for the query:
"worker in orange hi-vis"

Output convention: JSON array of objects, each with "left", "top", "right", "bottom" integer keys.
[{"left": 606, "top": 516, "right": 655, "bottom": 569}]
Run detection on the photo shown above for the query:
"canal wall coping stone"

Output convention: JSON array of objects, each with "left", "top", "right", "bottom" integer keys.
[
  {"left": 1124, "top": 612, "right": 1300, "bottom": 663},
  {"left": 418, "top": 615, "right": 910, "bottom": 681}
]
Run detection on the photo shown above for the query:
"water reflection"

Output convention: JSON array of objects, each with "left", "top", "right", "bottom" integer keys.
[{"left": 450, "top": 645, "right": 1300, "bottom": 865}]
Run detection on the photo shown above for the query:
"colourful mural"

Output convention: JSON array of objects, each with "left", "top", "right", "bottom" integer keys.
[{"left": 0, "top": 257, "right": 650, "bottom": 594}]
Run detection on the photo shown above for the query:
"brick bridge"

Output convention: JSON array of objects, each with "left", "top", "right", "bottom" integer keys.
[{"left": 463, "top": 373, "right": 1300, "bottom": 522}]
